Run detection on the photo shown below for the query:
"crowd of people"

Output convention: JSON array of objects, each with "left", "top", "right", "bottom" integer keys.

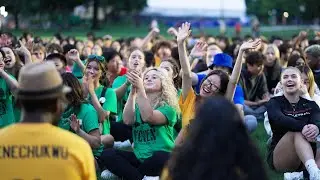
[{"left": 0, "top": 22, "right": 320, "bottom": 180}]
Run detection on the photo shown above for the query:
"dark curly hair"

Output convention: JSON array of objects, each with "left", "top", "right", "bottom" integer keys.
[{"left": 166, "top": 97, "right": 268, "bottom": 180}]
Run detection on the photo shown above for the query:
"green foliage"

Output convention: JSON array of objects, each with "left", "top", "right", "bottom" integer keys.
[
  {"left": 245, "top": 0, "right": 319, "bottom": 22},
  {"left": 101, "top": 0, "right": 147, "bottom": 14}
]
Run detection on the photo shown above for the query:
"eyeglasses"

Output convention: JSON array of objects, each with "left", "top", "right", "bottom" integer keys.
[
  {"left": 203, "top": 79, "right": 220, "bottom": 91},
  {"left": 88, "top": 54, "right": 105, "bottom": 62}
]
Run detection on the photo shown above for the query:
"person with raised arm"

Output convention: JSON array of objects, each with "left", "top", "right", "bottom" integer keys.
[{"left": 175, "top": 22, "right": 261, "bottom": 145}]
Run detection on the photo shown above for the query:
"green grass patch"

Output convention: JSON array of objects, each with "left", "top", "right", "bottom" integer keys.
[
  {"left": 251, "top": 122, "right": 282, "bottom": 180},
  {"left": 7, "top": 24, "right": 301, "bottom": 40}
]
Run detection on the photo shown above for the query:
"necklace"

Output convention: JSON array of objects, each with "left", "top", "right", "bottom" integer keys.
[{"left": 291, "top": 103, "right": 297, "bottom": 112}]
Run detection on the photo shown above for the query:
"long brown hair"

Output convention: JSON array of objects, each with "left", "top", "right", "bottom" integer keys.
[
  {"left": 85, "top": 58, "right": 109, "bottom": 87},
  {"left": 61, "top": 73, "right": 87, "bottom": 108},
  {"left": 163, "top": 58, "right": 182, "bottom": 90}
]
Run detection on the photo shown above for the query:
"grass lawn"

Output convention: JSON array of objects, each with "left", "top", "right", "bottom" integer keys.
[
  {"left": 252, "top": 122, "right": 282, "bottom": 180},
  {"left": 7, "top": 23, "right": 304, "bottom": 40}
]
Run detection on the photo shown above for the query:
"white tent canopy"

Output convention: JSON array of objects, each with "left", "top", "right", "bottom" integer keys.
[{"left": 142, "top": 0, "right": 247, "bottom": 22}]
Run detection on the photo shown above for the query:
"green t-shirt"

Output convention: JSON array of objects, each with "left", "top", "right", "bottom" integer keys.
[
  {"left": 72, "top": 60, "right": 86, "bottom": 79},
  {"left": 133, "top": 104, "right": 177, "bottom": 161},
  {"left": 112, "top": 75, "right": 131, "bottom": 123},
  {"left": 0, "top": 78, "right": 15, "bottom": 128},
  {"left": 89, "top": 85, "right": 117, "bottom": 135},
  {"left": 58, "top": 103, "right": 103, "bottom": 156},
  {"left": 13, "top": 105, "right": 21, "bottom": 123}
]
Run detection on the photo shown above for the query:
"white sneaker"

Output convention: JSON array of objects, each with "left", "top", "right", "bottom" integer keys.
[
  {"left": 284, "top": 171, "right": 303, "bottom": 180},
  {"left": 113, "top": 140, "right": 132, "bottom": 151},
  {"left": 310, "top": 170, "right": 320, "bottom": 180},
  {"left": 142, "top": 176, "right": 159, "bottom": 180},
  {"left": 101, "top": 169, "right": 121, "bottom": 180}
]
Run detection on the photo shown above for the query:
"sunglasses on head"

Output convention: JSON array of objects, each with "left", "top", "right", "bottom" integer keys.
[{"left": 88, "top": 54, "right": 105, "bottom": 62}]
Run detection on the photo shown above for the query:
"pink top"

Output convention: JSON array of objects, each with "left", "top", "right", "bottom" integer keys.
[{"left": 65, "top": 66, "right": 72, "bottom": 73}]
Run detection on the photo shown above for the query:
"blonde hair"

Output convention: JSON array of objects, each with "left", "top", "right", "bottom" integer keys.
[
  {"left": 281, "top": 66, "right": 301, "bottom": 77},
  {"left": 264, "top": 44, "right": 280, "bottom": 60},
  {"left": 298, "top": 66, "right": 316, "bottom": 97},
  {"left": 142, "top": 67, "right": 180, "bottom": 113}
]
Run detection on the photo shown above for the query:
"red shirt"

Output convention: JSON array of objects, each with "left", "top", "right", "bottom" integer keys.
[{"left": 119, "top": 67, "right": 127, "bottom": 76}]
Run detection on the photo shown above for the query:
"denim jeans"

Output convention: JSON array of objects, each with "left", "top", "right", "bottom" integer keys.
[
  {"left": 244, "top": 104, "right": 267, "bottom": 120},
  {"left": 244, "top": 115, "right": 258, "bottom": 133}
]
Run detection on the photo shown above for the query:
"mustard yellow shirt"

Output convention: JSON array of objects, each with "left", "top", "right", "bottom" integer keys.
[
  {"left": 0, "top": 123, "right": 96, "bottom": 180},
  {"left": 155, "top": 56, "right": 161, "bottom": 67},
  {"left": 179, "top": 88, "right": 196, "bottom": 127}
]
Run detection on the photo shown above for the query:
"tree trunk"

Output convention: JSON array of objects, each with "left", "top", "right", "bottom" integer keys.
[
  {"left": 91, "top": 0, "right": 100, "bottom": 29},
  {"left": 14, "top": 11, "right": 19, "bottom": 29}
]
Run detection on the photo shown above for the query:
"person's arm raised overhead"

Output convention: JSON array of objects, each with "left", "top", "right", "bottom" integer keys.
[
  {"left": 140, "top": 28, "right": 160, "bottom": 50},
  {"left": 167, "top": 27, "right": 178, "bottom": 38},
  {"left": 15, "top": 40, "right": 32, "bottom": 64},
  {"left": 225, "top": 39, "right": 261, "bottom": 101},
  {"left": 189, "top": 41, "right": 208, "bottom": 71},
  {"left": 67, "top": 49, "right": 85, "bottom": 73},
  {"left": 123, "top": 72, "right": 137, "bottom": 125},
  {"left": 177, "top": 22, "right": 193, "bottom": 101}
]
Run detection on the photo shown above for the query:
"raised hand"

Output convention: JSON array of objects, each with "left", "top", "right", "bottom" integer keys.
[
  {"left": 15, "top": 40, "right": 31, "bottom": 57},
  {"left": 167, "top": 27, "right": 178, "bottom": 36},
  {"left": 67, "top": 49, "right": 81, "bottom": 62},
  {"left": 190, "top": 41, "right": 208, "bottom": 58},
  {"left": 239, "top": 39, "right": 261, "bottom": 52},
  {"left": 25, "top": 40, "right": 34, "bottom": 52},
  {"left": 69, "top": 114, "right": 80, "bottom": 133},
  {"left": 299, "top": 31, "right": 308, "bottom": 39},
  {"left": 177, "top": 22, "right": 191, "bottom": 43},
  {"left": 151, "top": 28, "right": 160, "bottom": 36},
  {"left": 127, "top": 71, "right": 144, "bottom": 91}
]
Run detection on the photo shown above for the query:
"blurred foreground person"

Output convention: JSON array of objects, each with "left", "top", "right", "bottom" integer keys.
[
  {"left": 163, "top": 97, "right": 268, "bottom": 180},
  {"left": 0, "top": 62, "right": 96, "bottom": 180}
]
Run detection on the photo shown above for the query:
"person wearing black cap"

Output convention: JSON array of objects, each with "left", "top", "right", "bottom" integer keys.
[{"left": 0, "top": 62, "right": 96, "bottom": 180}]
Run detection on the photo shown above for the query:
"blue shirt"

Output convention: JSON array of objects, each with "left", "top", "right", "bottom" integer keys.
[{"left": 194, "top": 73, "right": 244, "bottom": 105}]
